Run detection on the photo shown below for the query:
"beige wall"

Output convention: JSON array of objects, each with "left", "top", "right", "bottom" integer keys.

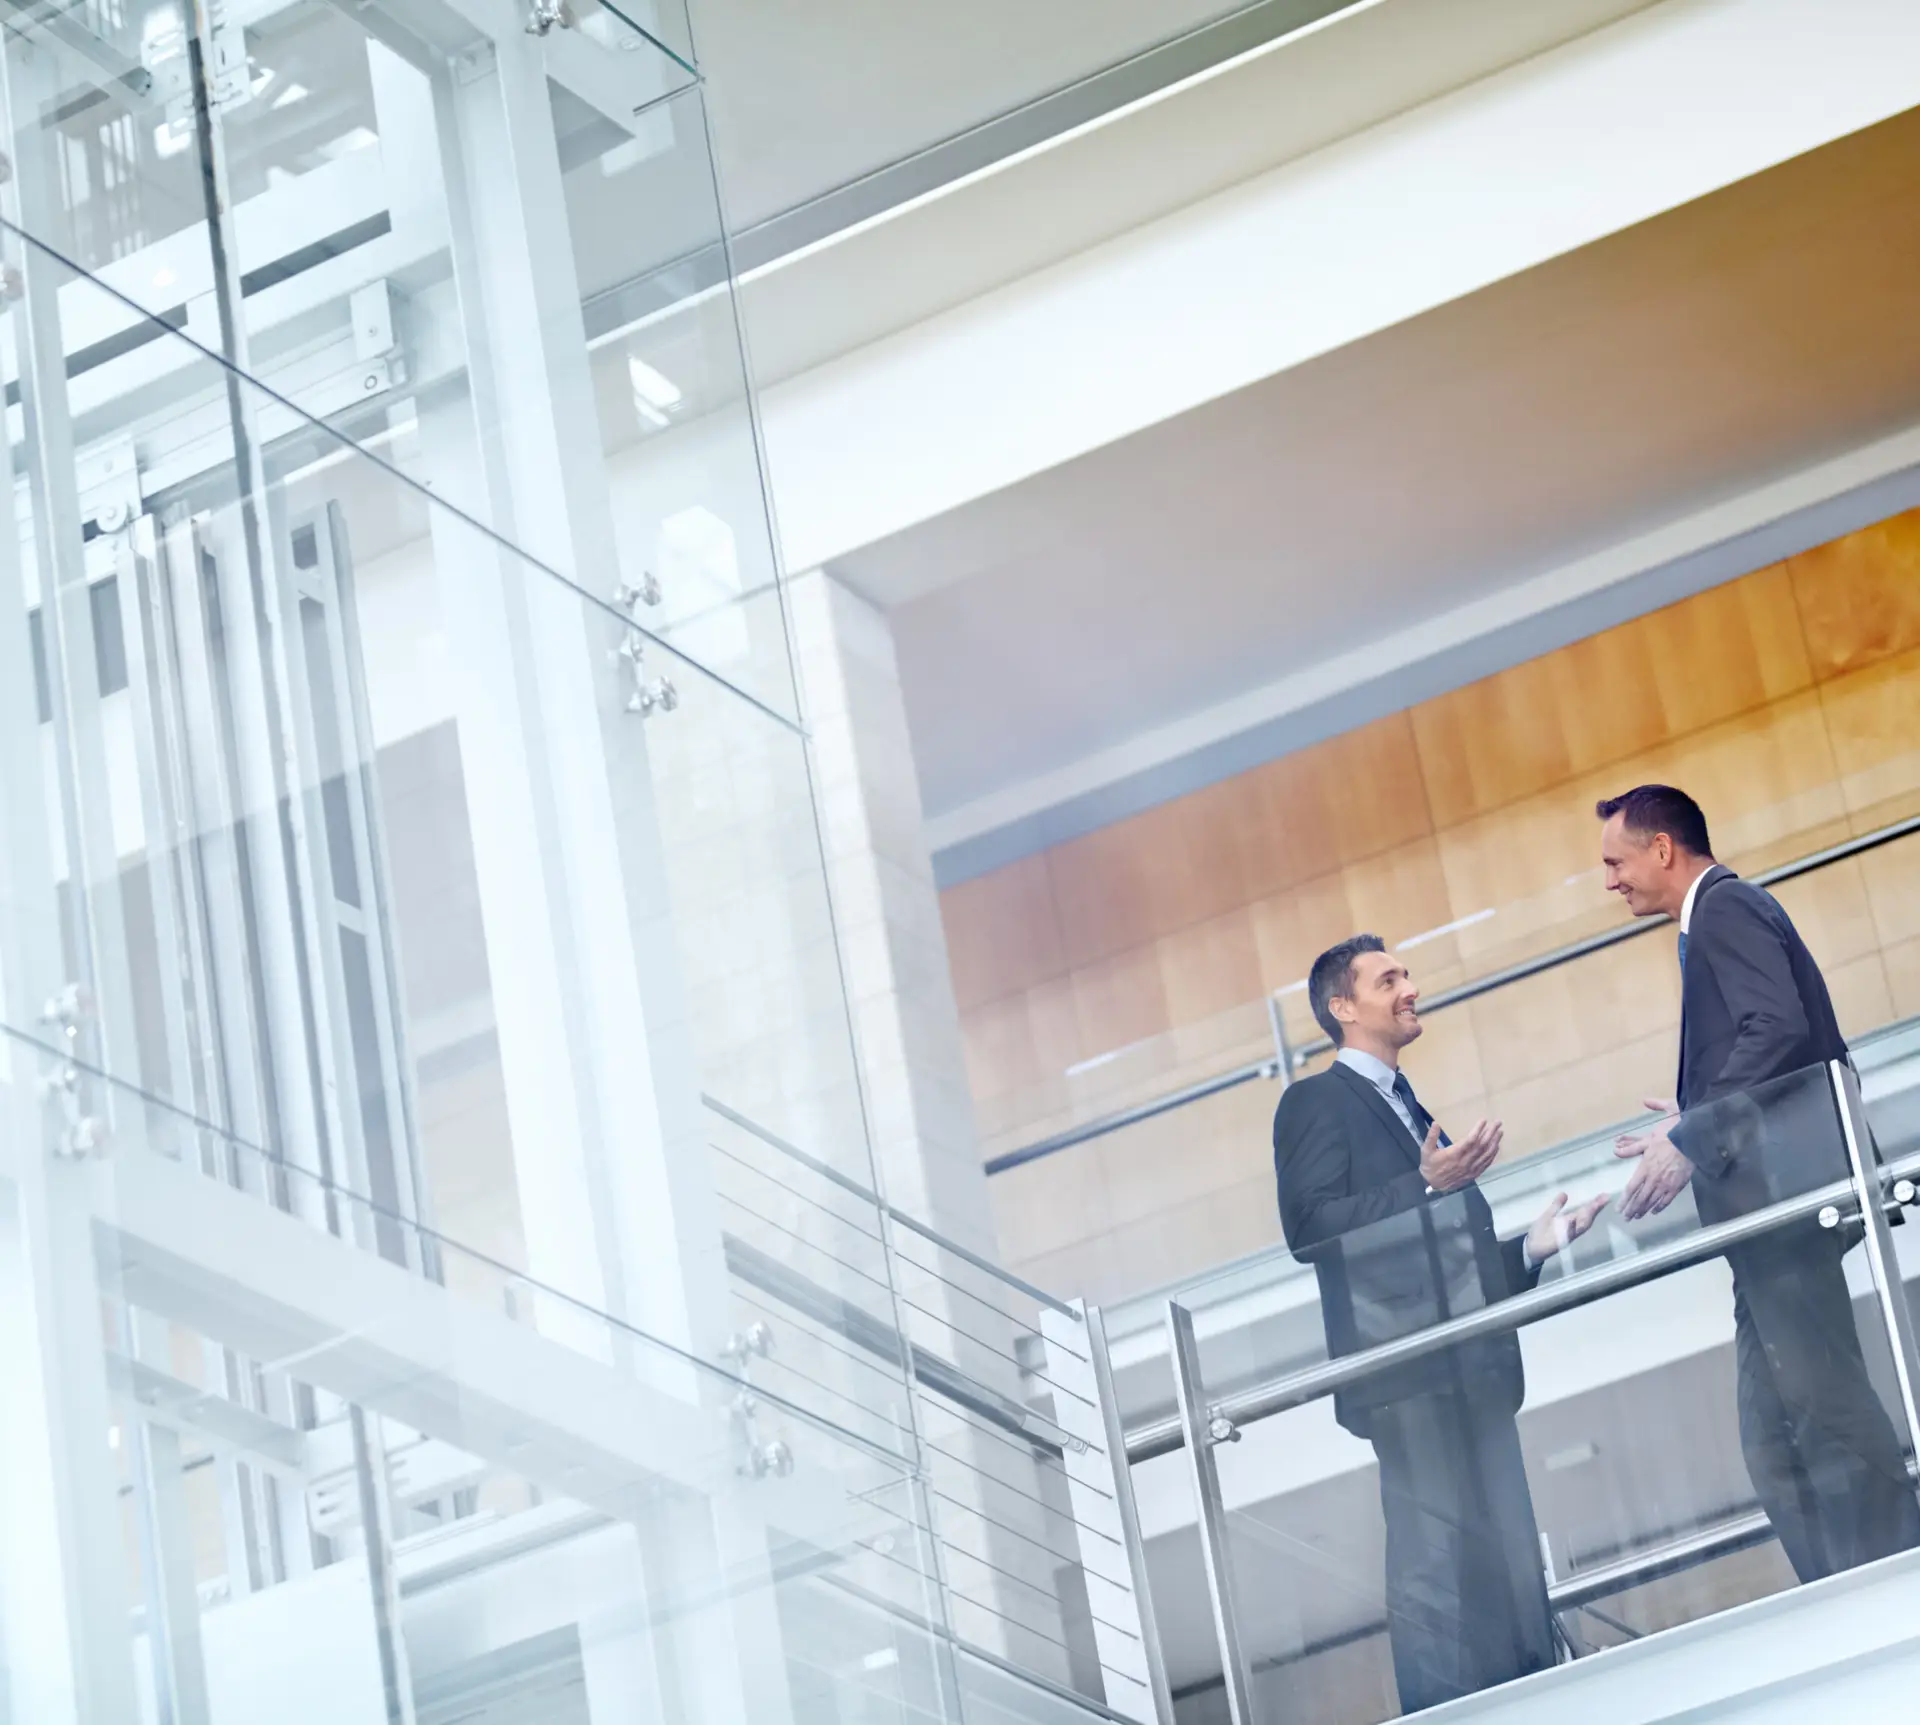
[{"left": 943, "top": 509, "right": 1920, "bottom": 1303}]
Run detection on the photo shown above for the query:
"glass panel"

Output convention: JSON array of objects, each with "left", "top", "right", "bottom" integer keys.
[
  {"left": 0, "top": 217, "right": 1119, "bottom": 1718},
  {"left": 0, "top": 222, "right": 899, "bottom": 1415},
  {"left": 564, "top": 76, "right": 801, "bottom": 724},
  {"left": 701, "top": 0, "right": 1364, "bottom": 233},
  {"left": 0, "top": 1025, "right": 939, "bottom": 1724},
  {"left": 1160, "top": 1061, "right": 1920, "bottom": 1720}
]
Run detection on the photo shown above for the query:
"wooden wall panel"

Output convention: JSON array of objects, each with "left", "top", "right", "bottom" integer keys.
[
  {"left": 1645, "top": 566, "right": 1813, "bottom": 734},
  {"left": 1045, "top": 817, "right": 1164, "bottom": 970},
  {"left": 1788, "top": 505, "right": 1920, "bottom": 677},
  {"left": 941, "top": 852, "right": 1063, "bottom": 1010},
  {"left": 1818, "top": 645, "right": 1920, "bottom": 823},
  {"left": 938, "top": 506, "right": 1920, "bottom": 1295}
]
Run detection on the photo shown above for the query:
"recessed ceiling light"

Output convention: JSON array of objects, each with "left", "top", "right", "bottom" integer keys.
[
  {"left": 860, "top": 1649, "right": 900, "bottom": 1673},
  {"left": 271, "top": 82, "right": 310, "bottom": 111},
  {"left": 152, "top": 118, "right": 192, "bottom": 159}
]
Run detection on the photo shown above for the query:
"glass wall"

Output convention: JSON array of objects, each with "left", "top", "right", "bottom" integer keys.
[{"left": 0, "top": 7, "right": 1132, "bottom": 1723}]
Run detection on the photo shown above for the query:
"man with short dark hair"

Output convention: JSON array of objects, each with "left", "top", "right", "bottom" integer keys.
[
  {"left": 1599, "top": 784, "right": 1920, "bottom": 1581},
  {"left": 1274, "top": 936, "right": 1605, "bottom": 1714}
]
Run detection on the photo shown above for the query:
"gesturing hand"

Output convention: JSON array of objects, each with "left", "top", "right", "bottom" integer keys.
[
  {"left": 1421, "top": 1117, "right": 1502, "bottom": 1193},
  {"left": 1525, "top": 1192, "right": 1610, "bottom": 1264},
  {"left": 1614, "top": 1099, "right": 1691, "bottom": 1221}
]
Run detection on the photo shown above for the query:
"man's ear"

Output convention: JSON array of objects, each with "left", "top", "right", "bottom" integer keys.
[
  {"left": 1330, "top": 994, "right": 1356, "bottom": 1027},
  {"left": 1651, "top": 833, "right": 1673, "bottom": 869}
]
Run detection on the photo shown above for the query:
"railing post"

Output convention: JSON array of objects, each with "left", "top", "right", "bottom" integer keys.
[
  {"left": 1831, "top": 1060, "right": 1920, "bottom": 1456},
  {"left": 1165, "top": 1299, "right": 1255, "bottom": 1724},
  {"left": 1266, "top": 991, "right": 1293, "bottom": 1091},
  {"left": 1041, "top": 1303, "right": 1174, "bottom": 1723}
]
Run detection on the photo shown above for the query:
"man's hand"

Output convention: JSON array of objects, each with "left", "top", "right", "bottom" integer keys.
[
  {"left": 1421, "top": 1117, "right": 1502, "bottom": 1192},
  {"left": 1615, "top": 1099, "right": 1691, "bottom": 1221},
  {"left": 1526, "top": 1192, "right": 1609, "bottom": 1264}
]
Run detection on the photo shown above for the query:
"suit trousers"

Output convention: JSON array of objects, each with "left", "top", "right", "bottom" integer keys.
[
  {"left": 1368, "top": 1383, "right": 1556, "bottom": 1715},
  {"left": 1730, "top": 1234, "right": 1920, "bottom": 1583}
]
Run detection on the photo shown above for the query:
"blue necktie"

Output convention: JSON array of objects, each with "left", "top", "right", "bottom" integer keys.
[
  {"left": 1393, "top": 1071, "right": 1433, "bottom": 1140},
  {"left": 1678, "top": 930, "right": 1688, "bottom": 973}
]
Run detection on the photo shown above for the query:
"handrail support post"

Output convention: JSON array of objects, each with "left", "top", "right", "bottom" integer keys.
[{"left": 1165, "top": 1299, "right": 1255, "bottom": 1724}]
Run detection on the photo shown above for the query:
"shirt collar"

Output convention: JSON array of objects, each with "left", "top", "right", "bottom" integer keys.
[
  {"left": 1679, "top": 864, "right": 1713, "bottom": 934},
  {"left": 1335, "top": 1045, "right": 1399, "bottom": 1096}
]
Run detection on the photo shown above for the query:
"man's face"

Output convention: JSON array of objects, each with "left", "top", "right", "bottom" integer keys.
[
  {"left": 1600, "top": 813, "right": 1675, "bottom": 918},
  {"left": 1333, "top": 950, "right": 1422, "bottom": 1052}
]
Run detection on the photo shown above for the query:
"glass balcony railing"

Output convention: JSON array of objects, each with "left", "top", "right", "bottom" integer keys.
[{"left": 1093, "top": 1026, "right": 1920, "bottom": 1719}]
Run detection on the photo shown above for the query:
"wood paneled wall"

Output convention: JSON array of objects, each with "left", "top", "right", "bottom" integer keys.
[{"left": 942, "top": 508, "right": 1920, "bottom": 1303}]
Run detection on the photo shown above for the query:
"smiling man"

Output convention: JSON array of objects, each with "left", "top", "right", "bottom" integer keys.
[
  {"left": 1598, "top": 783, "right": 1920, "bottom": 1584},
  {"left": 1273, "top": 935, "right": 1605, "bottom": 1715}
]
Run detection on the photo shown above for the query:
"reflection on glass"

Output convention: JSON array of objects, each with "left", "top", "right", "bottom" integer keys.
[{"left": 0, "top": 11, "right": 1079, "bottom": 1713}]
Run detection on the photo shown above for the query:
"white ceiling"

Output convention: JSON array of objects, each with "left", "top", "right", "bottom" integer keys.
[
  {"left": 686, "top": 0, "right": 1285, "bottom": 230},
  {"left": 825, "top": 108, "right": 1920, "bottom": 844},
  {"left": 706, "top": 0, "right": 1657, "bottom": 384}
]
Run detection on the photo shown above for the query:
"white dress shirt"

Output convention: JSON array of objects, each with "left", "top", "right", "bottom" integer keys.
[
  {"left": 1679, "top": 864, "right": 1711, "bottom": 934},
  {"left": 1335, "top": 1045, "right": 1421, "bottom": 1143},
  {"left": 1336, "top": 1044, "right": 1536, "bottom": 1267}
]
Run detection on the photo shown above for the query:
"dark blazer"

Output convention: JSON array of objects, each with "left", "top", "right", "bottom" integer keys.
[
  {"left": 1274, "top": 1060, "right": 1535, "bottom": 1438},
  {"left": 1672, "top": 866, "right": 1852, "bottom": 1227}
]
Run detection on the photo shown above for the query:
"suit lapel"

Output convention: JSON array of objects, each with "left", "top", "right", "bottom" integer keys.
[
  {"left": 1331, "top": 1060, "right": 1425, "bottom": 1171},
  {"left": 1677, "top": 864, "right": 1734, "bottom": 1102}
]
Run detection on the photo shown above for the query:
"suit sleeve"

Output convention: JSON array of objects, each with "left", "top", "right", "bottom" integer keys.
[
  {"left": 1500, "top": 1233, "right": 1542, "bottom": 1296},
  {"left": 1273, "top": 1085, "right": 1426, "bottom": 1255},
  {"left": 1671, "top": 887, "right": 1808, "bottom": 1179}
]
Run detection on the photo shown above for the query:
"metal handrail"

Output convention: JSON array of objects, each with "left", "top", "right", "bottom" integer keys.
[
  {"left": 1124, "top": 1143, "right": 1920, "bottom": 1464},
  {"left": 1547, "top": 1509, "right": 1773, "bottom": 1613},
  {"left": 990, "top": 811, "right": 1920, "bottom": 1175}
]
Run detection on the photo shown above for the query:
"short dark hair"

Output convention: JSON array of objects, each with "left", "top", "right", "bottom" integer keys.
[
  {"left": 1595, "top": 784, "right": 1713, "bottom": 858},
  {"left": 1308, "top": 934, "right": 1386, "bottom": 1047}
]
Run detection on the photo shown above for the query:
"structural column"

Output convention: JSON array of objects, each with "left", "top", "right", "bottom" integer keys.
[
  {"left": 411, "top": 26, "right": 794, "bottom": 1722},
  {"left": 787, "top": 569, "right": 1075, "bottom": 1678}
]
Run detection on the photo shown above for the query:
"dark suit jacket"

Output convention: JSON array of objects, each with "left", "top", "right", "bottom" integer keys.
[
  {"left": 1671, "top": 865, "right": 1852, "bottom": 1227},
  {"left": 1273, "top": 1060, "right": 1535, "bottom": 1438}
]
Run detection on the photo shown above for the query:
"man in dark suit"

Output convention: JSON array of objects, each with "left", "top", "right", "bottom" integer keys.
[
  {"left": 1274, "top": 935, "right": 1605, "bottom": 1714},
  {"left": 1600, "top": 783, "right": 1920, "bottom": 1582}
]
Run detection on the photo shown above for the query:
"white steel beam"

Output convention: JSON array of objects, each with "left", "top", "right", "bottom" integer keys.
[
  {"left": 74, "top": 1138, "right": 888, "bottom": 1560},
  {"left": 0, "top": 38, "right": 147, "bottom": 1723}
]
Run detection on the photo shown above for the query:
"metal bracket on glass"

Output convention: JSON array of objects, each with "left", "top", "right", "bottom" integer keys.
[
  {"left": 1166, "top": 1299, "right": 1255, "bottom": 1725},
  {"left": 721, "top": 1322, "right": 774, "bottom": 1369},
  {"left": 616, "top": 629, "right": 678, "bottom": 718},
  {"left": 723, "top": 1324, "right": 793, "bottom": 1479},
  {"left": 526, "top": 1, "right": 575, "bottom": 35},
  {"left": 37, "top": 983, "right": 110, "bottom": 1160},
  {"left": 615, "top": 572, "right": 663, "bottom": 611}
]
